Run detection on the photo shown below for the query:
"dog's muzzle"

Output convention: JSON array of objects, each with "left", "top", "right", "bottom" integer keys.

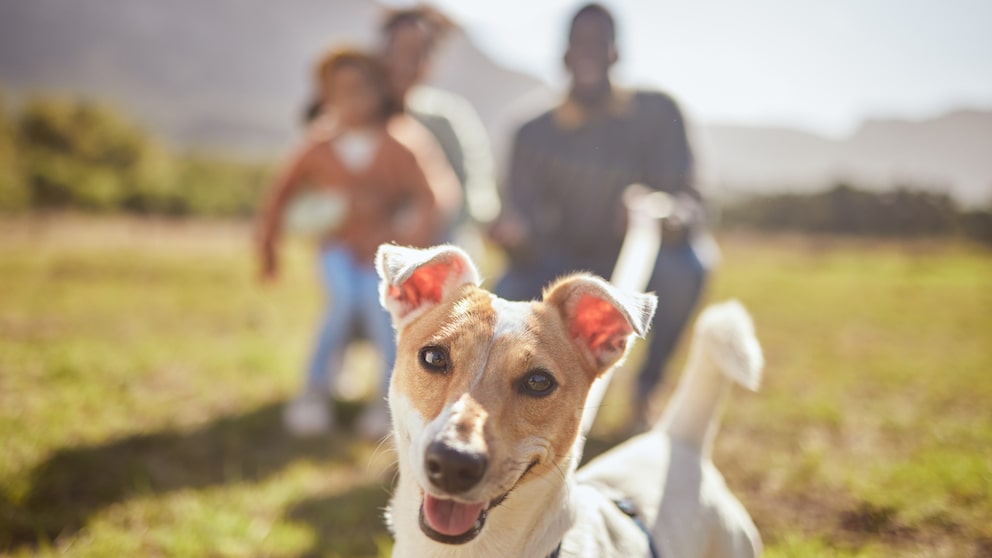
[
  {"left": 417, "top": 440, "right": 492, "bottom": 544},
  {"left": 425, "top": 439, "right": 488, "bottom": 494}
]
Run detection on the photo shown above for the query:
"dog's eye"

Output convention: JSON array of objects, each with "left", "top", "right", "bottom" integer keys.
[
  {"left": 419, "top": 346, "right": 449, "bottom": 373},
  {"left": 519, "top": 369, "right": 557, "bottom": 397}
]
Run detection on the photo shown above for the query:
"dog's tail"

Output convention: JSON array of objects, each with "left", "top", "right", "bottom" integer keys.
[{"left": 657, "top": 300, "right": 763, "bottom": 458}]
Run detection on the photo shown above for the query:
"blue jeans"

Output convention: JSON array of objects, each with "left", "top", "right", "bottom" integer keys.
[
  {"left": 495, "top": 244, "right": 706, "bottom": 402},
  {"left": 306, "top": 245, "right": 396, "bottom": 394}
]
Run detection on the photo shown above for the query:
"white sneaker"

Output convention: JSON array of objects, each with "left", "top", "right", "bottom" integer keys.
[
  {"left": 283, "top": 392, "right": 332, "bottom": 437},
  {"left": 357, "top": 404, "right": 392, "bottom": 441}
]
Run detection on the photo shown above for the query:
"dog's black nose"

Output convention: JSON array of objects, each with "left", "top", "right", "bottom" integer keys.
[{"left": 425, "top": 440, "right": 488, "bottom": 494}]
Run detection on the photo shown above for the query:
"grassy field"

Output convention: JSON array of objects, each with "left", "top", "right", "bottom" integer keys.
[{"left": 1, "top": 218, "right": 990, "bottom": 557}]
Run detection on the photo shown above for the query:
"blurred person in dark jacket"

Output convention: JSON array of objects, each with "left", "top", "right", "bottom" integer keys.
[{"left": 490, "top": 3, "right": 715, "bottom": 429}]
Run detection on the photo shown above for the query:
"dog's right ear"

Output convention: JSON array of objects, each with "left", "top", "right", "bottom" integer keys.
[
  {"left": 544, "top": 273, "right": 657, "bottom": 374},
  {"left": 376, "top": 244, "right": 481, "bottom": 328}
]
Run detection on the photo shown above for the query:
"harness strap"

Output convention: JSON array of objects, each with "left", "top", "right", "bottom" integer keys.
[
  {"left": 545, "top": 499, "right": 660, "bottom": 558},
  {"left": 614, "top": 499, "right": 661, "bottom": 558}
]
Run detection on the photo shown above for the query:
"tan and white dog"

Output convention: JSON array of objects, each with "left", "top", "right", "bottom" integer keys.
[{"left": 376, "top": 244, "right": 763, "bottom": 558}]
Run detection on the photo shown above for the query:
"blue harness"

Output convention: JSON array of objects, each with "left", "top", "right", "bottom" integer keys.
[{"left": 546, "top": 499, "right": 660, "bottom": 558}]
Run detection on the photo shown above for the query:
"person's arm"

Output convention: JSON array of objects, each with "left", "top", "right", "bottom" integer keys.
[
  {"left": 255, "top": 145, "right": 310, "bottom": 280},
  {"left": 408, "top": 87, "right": 500, "bottom": 224},
  {"left": 438, "top": 94, "right": 500, "bottom": 224},
  {"left": 389, "top": 115, "right": 461, "bottom": 231},
  {"left": 644, "top": 95, "right": 706, "bottom": 237},
  {"left": 391, "top": 144, "right": 439, "bottom": 248},
  {"left": 490, "top": 123, "right": 544, "bottom": 259}
]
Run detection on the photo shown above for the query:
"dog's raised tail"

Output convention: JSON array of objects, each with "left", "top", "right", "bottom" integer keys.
[{"left": 658, "top": 300, "right": 763, "bottom": 457}]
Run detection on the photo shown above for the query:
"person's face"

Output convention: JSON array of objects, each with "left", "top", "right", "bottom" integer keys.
[
  {"left": 382, "top": 22, "right": 433, "bottom": 99},
  {"left": 323, "top": 64, "right": 383, "bottom": 127},
  {"left": 564, "top": 13, "right": 616, "bottom": 95}
]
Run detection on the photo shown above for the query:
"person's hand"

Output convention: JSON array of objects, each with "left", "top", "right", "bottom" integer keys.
[
  {"left": 489, "top": 211, "right": 539, "bottom": 265},
  {"left": 488, "top": 211, "right": 529, "bottom": 251},
  {"left": 660, "top": 197, "right": 694, "bottom": 247},
  {"left": 259, "top": 246, "right": 279, "bottom": 283},
  {"left": 306, "top": 112, "right": 340, "bottom": 142}
]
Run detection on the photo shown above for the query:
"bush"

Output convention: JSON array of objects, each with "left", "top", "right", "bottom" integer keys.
[
  {"left": 173, "top": 156, "right": 271, "bottom": 217},
  {"left": 18, "top": 97, "right": 150, "bottom": 210},
  {"left": 0, "top": 93, "right": 29, "bottom": 211},
  {"left": 960, "top": 210, "right": 992, "bottom": 245},
  {"left": 2, "top": 91, "right": 271, "bottom": 216},
  {"left": 719, "top": 183, "right": 991, "bottom": 243}
]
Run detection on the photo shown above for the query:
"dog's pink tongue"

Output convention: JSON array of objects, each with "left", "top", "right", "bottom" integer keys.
[{"left": 423, "top": 495, "right": 485, "bottom": 536}]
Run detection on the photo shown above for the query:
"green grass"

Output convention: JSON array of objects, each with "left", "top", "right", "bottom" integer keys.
[
  {"left": 698, "top": 235, "right": 992, "bottom": 558},
  {"left": 1, "top": 220, "right": 990, "bottom": 557}
]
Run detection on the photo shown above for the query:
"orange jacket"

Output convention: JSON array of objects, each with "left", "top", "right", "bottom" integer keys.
[{"left": 257, "top": 130, "right": 439, "bottom": 270}]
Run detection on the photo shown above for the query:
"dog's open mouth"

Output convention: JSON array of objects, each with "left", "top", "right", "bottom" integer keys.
[
  {"left": 419, "top": 495, "right": 488, "bottom": 544},
  {"left": 418, "top": 460, "right": 538, "bottom": 544}
]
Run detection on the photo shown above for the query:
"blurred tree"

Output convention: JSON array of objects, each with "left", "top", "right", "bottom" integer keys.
[
  {"left": 17, "top": 96, "right": 163, "bottom": 210},
  {"left": 176, "top": 156, "right": 270, "bottom": 217},
  {"left": 721, "top": 182, "right": 964, "bottom": 238},
  {"left": 961, "top": 207, "right": 992, "bottom": 245},
  {"left": 10, "top": 95, "right": 269, "bottom": 216},
  {"left": 0, "top": 90, "right": 29, "bottom": 211}
]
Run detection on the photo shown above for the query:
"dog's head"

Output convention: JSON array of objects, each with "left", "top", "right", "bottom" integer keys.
[{"left": 376, "top": 244, "right": 656, "bottom": 545}]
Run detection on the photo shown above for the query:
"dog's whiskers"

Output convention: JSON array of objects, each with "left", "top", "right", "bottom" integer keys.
[
  {"left": 366, "top": 432, "right": 398, "bottom": 477},
  {"left": 551, "top": 457, "right": 568, "bottom": 482}
]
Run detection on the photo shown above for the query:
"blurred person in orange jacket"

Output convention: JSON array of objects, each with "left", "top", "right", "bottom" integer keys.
[
  {"left": 306, "top": 5, "right": 498, "bottom": 242},
  {"left": 257, "top": 48, "right": 439, "bottom": 438}
]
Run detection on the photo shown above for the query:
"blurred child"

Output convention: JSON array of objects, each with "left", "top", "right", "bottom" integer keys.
[{"left": 256, "top": 48, "right": 438, "bottom": 437}]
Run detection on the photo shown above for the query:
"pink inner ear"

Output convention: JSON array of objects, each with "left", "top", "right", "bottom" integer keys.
[
  {"left": 388, "top": 256, "right": 465, "bottom": 310},
  {"left": 570, "top": 294, "right": 632, "bottom": 354}
]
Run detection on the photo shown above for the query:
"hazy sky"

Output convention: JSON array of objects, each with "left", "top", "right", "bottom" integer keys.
[{"left": 416, "top": 0, "right": 992, "bottom": 137}]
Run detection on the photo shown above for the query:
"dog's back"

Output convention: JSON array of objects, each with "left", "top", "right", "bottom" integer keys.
[{"left": 574, "top": 301, "right": 764, "bottom": 558}]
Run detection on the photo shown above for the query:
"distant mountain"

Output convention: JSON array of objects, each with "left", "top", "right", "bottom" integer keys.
[
  {"left": 697, "top": 110, "right": 992, "bottom": 207},
  {"left": 0, "top": 0, "right": 551, "bottom": 156},
  {"left": 1, "top": 0, "right": 989, "bottom": 207}
]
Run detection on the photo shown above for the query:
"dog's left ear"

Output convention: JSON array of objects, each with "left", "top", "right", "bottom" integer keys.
[
  {"left": 544, "top": 274, "right": 657, "bottom": 373},
  {"left": 376, "top": 244, "right": 481, "bottom": 328}
]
